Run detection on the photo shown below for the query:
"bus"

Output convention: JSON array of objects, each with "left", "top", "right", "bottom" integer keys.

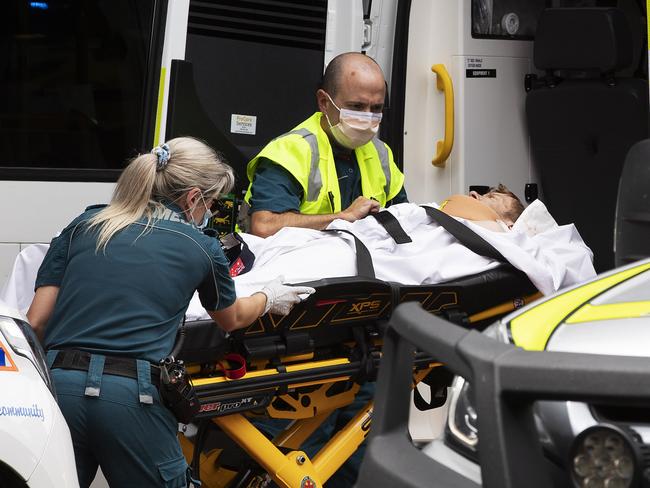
[{"left": 2, "top": 0, "right": 647, "bottom": 284}]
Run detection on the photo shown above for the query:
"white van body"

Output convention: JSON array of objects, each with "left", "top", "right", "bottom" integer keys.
[{"left": 0, "top": 303, "right": 78, "bottom": 487}]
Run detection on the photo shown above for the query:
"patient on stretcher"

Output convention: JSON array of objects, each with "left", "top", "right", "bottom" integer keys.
[
  {"left": 1, "top": 188, "right": 595, "bottom": 319},
  {"left": 441, "top": 184, "right": 525, "bottom": 231},
  {"left": 196, "top": 190, "right": 594, "bottom": 319}
]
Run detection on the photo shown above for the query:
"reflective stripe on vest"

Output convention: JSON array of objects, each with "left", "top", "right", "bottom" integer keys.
[
  {"left": 371, "top": 138, "right": 391, "bottom": 197},
  {"left": 278, "top": 130, "right": 390, "bottom": 202},
  {"left": 279, "top": 128, "right": 321, "bottom": 201}
]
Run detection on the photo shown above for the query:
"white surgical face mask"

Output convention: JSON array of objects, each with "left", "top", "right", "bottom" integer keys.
[
  {"left": 324, "top": 93, "right": 382, "bottom": 149},
  {"left": 197, "top": 208, "right": 212, "bottom": 230},
  {"left": 190, "top": 194, "right": 213, "bottom": 230}
]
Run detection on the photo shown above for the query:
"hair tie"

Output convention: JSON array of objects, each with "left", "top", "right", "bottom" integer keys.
[{"left": 152, "top": 143, "right": 170, "bottom": 171}]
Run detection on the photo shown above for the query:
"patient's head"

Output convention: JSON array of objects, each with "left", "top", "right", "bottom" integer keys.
[{"left": 469, "top": 184, "right": 524, "bottom": 227}]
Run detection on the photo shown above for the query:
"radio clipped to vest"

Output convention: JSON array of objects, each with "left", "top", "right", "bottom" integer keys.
[
  {"left": 158, "top": 356, "right": 200, "bottom": 424},
  {"left": 219, "top": 232, "right": 255, "bottom": 277}
]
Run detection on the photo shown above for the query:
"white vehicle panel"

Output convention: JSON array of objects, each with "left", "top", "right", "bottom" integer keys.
[
  {"left": 364, "top": 0, "right": 399, "bottom": 88},
  {"left": 27, "top": 404, "right": 79, "bottom": 488},
  {"left": 324, "top": 0, "right": 365, "bottom": 67},
  {"left": 0, "top": 308, "right": 78, "bottom": 487},
  {"left": 155, "top": 0, "right": 190, "bottom": 145},
  {"left": 0, "top": 342, "right": 55, "bottom": 479},
  {"left": 546, "top": 317, "right": 650, "bottom": 357},
  {"left": 0, "top": 181, "right": 114, "bottom": 286},
  {"left": 403, "top": 0, "right": 535, "bottom": 203}
]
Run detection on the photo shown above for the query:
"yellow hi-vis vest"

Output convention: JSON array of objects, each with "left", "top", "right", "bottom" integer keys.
[{"left": 244, "top": 112, "right": 405, "bottom": 214}]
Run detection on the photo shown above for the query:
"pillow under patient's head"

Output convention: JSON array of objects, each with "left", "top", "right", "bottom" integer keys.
[{"left": 511, "top": 199, "right": 558, "bottom": 237}]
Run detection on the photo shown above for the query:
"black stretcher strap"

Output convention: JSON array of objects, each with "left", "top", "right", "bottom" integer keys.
[
  {"left": 371, "top": 211, "right": 412, "bottom": 244},
  {"left": 421, "top": 205, "right": 507, "bottom": 263},
  {"left": 323, "top": 228, "right": 375, "bottom": 278}
]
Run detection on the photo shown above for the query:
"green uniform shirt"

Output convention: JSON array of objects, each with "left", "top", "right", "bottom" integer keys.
[
  {"left": 36, "top": 203, "right": 236, "bottom": 363},
  {"left": 249, "top": 155, "right": 408, "bottom": 214}
]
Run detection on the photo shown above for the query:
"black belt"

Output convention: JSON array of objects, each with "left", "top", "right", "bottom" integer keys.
[
  {"left": 371, "top": 211, "right": 413, "bottom": 244},
  {"left": 51, "top": 349, "right": 161, "bottom": 388},
  {"left": 322, "top": 228, "right": 376, "bottom": 278},
  {"left": 421, "top": 205, "right": 507, "bottom": 263}
]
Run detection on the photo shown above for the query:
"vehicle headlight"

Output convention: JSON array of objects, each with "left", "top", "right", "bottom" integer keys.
[
  {"left": 0, "top": 316, "right": 55, "bottom": 396},
  {"left": 445, "top": 321, "right": 509, "bottom": 460},
  {"left": 570, "top": 425, "right": 639, "bottom": 488},
  {"left": 447, "top": 376, "right": 478, "bottom": 458}
]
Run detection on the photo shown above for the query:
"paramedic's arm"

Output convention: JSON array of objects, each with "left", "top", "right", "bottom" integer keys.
[
  {"left": 27, "top": 286, "right": 59, "bottom": 341},
  {"left": 208, "top": 294, "right": 266, "bottom": 333},
  {"left": 208, "top": 282, "right": 315, "bottom": 331},
  {"left": 251, "top": 197, "right": 380, "bottom": 237},
  {"left": 27, "top": 216, "right": 80, "bottom": 341},
  {"left": 248, "top": 160, "right": 379, "bottom": 237}
]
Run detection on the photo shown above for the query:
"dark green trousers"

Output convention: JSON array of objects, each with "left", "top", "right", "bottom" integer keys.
[{"left": 51, "top": 368, "right": 190, "bottom": 487}]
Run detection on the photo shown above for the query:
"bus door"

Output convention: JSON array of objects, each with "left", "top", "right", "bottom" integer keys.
[
  {"left": 401, "top": 0, "right": 544, "bottom": 203},
  {"left": 160, "top": 0, "right": 391, "bottom": 197}
]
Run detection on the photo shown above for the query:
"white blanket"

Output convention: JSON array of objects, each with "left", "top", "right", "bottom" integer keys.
[
  {"left": 183, "top": 202, "right": 595, "bottom": 319},
  {"left": 1, "top": 202, "right": 596, "bottom": 319},
  {"left": 0, "top": 243, "right": 50, "bottom": 316},
  {"left": 234, "top": 202, "right": 593, "bottom": 295}
]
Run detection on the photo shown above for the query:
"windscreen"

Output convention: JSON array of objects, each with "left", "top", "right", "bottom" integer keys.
[{"left": 0, "top": 0, "right": 157, "bottom": 178}]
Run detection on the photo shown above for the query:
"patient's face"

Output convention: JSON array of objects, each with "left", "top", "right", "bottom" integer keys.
[{"left": 468, "top": 191, "right": 514, "bottom": 225}]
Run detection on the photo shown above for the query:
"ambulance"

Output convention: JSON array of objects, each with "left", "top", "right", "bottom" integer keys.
[{"left": 0, "top": 302, "right": 78, "bottom": 487}]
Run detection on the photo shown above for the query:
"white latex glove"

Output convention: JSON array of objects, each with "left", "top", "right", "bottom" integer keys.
[{"left": 259, "top": 276, "right": 316, "bottom": 316}]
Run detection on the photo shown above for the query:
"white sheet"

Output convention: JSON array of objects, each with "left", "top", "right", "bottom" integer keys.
[
  {"left": 184, "top": 202, "right": 595, "bottom": 320},
  {"left": 0, "top": 243, "right": 50, "bottom": 316},
  {"left": 511, "top": 199, "right": 559, "bottom": 237},
  {"left": 2, "top": 202, "right": 596, "bottom": 320}
]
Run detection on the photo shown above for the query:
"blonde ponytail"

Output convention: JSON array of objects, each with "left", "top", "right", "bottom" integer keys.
[{"left": 87, "top": 137, "right": 234, "bottom": 251}]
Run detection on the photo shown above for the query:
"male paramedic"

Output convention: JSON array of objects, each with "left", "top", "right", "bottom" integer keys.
[
  {"left": 244, "top": 52, "right": 407, "bottom": 487},
  {"left": 244, "top": 51, "right": 408, "bottom": 237}
]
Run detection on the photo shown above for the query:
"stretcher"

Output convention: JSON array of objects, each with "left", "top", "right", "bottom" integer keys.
[{"left": 174, "top": 264, "right": 540, "bottom": 488}]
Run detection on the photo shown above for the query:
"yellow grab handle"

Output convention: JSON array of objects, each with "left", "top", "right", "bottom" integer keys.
[{"left": 431, "top": 64, "right": 454, "bottom": 168}]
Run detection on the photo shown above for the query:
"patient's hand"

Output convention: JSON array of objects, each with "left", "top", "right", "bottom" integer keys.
[{"left": 340, "top": 196, "right": 380, "bottom": 222}]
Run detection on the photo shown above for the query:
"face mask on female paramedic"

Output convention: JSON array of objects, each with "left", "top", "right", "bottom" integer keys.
[{"left": 188, "top": 192, "right": 213, "bottom": 230}]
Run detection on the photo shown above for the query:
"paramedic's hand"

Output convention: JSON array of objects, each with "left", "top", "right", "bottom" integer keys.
[
  {"left": 340, "top": 196, "right": 380, "bottom": 222},
  {"left": 259, "top": 276, "right": 316, "bottom": 316}
]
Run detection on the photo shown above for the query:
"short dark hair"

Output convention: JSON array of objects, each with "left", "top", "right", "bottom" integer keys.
[
  {"left": 486, "top": 183, "right": 525, "bottom": 222},
  {"left": 321, "top": 55, "right": 345, "bottom": 97}
]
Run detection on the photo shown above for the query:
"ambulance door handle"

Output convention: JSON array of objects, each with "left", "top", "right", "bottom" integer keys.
[{"left": 431, "top": 64, "right": 454, "bottom": 168}]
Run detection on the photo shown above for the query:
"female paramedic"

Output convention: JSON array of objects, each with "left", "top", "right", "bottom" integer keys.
[{"left": 26, "top": 137, "right": 315, "bottom": 488}]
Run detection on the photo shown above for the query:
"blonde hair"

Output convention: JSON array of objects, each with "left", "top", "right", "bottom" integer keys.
[{"left": 87, "top": 137, "right": 234, "bottom": 251}]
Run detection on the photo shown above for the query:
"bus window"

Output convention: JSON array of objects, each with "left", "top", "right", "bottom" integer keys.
[
  {"left": 472, "top": 0, "right": 547, "bottom": 39},
  {"left": 177, "top": 0, "right": 327, "bottom": 186},
  {"left": 0, "top": 0, "right": 159, "bottom": 180}
]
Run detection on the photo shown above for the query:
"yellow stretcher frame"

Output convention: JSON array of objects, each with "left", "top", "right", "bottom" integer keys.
[
  {"left": 177, "top": 290, "right": 539, "bottom": 487},
  {"left": 179, "top": 355, "right": 439, "bottom": 488}
]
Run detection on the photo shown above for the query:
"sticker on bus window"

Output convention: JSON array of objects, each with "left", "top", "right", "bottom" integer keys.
[{"left": 231, "top": 114, "right": 257, "bottom": 135}]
